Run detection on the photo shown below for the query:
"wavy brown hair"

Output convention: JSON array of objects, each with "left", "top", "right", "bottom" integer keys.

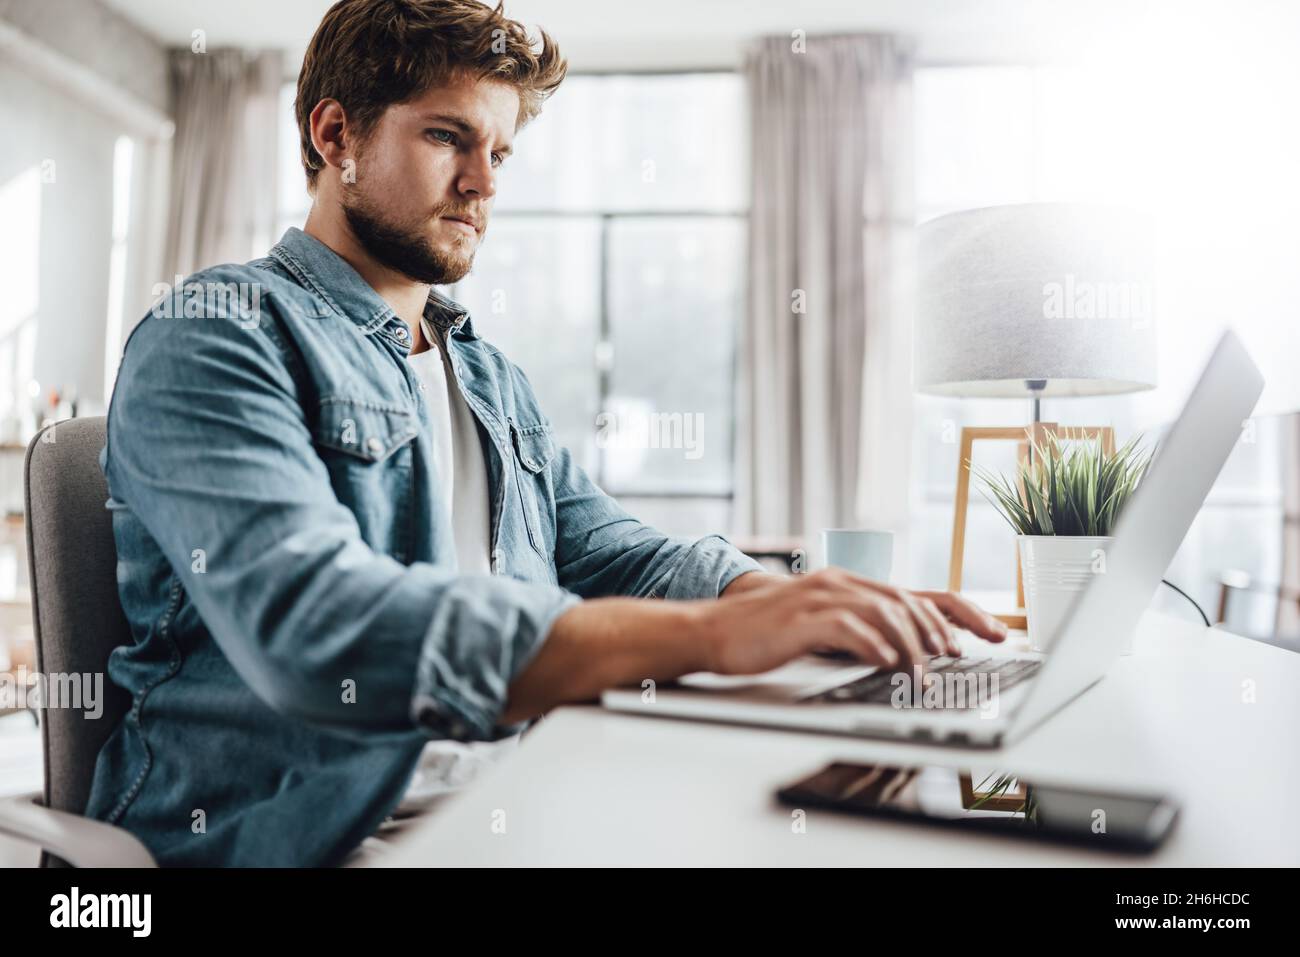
[{"left": 295, "top": 0, "right": 567, "bottom": 190}]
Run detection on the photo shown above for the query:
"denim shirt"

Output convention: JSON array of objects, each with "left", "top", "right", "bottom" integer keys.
[{"left": 84, "top": 227, "right": 762, "bottom": 867}]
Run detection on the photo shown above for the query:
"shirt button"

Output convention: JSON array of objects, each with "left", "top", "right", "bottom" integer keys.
[
  {"left": 365, "top": 436, "right": 384, "bottom": 455},
  {"left": 418, "top": 381, "right": 427, "bottom": 392},
  {"left": 395, "top": 326, "right": 408, "bottom": 340}
]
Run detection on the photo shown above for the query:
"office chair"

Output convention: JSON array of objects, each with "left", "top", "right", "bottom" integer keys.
[
  {"left": 0, "top": 417, "right": 156, "bottom": 867},
  {"left": 1213, "top": 570, "right": 1300, "bottom": 653}
]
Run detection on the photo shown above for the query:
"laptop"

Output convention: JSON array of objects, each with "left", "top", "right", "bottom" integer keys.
[{"left": 602, "top": 329, "right": 1264, "bottom": 747}]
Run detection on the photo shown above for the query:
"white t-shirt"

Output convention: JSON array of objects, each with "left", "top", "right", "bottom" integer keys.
[
  {"left": 406, "top": 315, "right": 493, "bottom": 576},
  {"left": 393, "top": 314, "right": 517, "bottom": 818}
]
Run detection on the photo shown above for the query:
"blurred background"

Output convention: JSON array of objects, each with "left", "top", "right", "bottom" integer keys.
[{"left": 3, "top": 0, "right": 1300, "bottom": 685}]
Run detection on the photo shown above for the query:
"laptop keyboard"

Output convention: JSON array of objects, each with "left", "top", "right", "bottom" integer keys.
[{"left": 803, "top": 655, "right": 1042, "bottom": 708}]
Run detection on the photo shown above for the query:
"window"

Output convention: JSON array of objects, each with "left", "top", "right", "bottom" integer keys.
[
  {"left": 456, "top": 73, "right": 748, "bottom": 536},
  {"left": 910, "top": 66, "right": 1282, "bottom": 635},
  {"left": 276, "top": 83, "right": 312, "bottom": 240},
  {"left": 277, "top": 73, "right": 750, "bottom": 536}
]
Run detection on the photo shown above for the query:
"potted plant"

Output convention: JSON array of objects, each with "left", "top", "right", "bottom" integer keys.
[{"left": 972, "top": 431, "right": 1155, "bottom": 652}]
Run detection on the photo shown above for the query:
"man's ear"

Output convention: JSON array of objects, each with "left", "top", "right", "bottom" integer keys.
[{"left": 309, "top": 98, "right": 354, "bottom": 178}]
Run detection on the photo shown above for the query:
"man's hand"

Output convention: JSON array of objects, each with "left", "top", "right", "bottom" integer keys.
[
  {"left": 503, "top": 568, "right": 1007, "bottom": 724},
  {"left": 693, "top": 567, "right": 1006, "bottom": 676}
]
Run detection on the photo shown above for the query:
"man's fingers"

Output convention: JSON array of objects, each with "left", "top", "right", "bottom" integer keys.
[
  {"left": 914, "top": 590, "right": 1008, "bottom": 643},
  {"left": 800, "top": 571, "right": 998, "bottom": 657},
  {"left": 899, "top": 592, "right": 957, "bottom": 657},
  {"left": 832, "top": 573, "right": 955, "bottom": 657},
  {"left": 866, "top": 600, "right": 927, "bottom": 669},
  {"left": 818, "top": 572, "right": 946, "bottom": 663},
  {"left": 808, "top": 611, "right": 898, "bottom": 667}
]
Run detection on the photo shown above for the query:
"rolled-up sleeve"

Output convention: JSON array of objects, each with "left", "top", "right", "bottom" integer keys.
[
  {"left": 106, "top": 281, "right": 579, "bottom": 745},
  {"left": 409, "top": 574, "right": 578, "bottom": 741},
  {"left": 658, "top": 534, "right": 765, "bottom": 600}
]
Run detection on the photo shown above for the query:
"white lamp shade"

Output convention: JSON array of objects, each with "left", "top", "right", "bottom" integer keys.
[{"left": 914, "top": 203, "right": 1157, "bottom": 398}]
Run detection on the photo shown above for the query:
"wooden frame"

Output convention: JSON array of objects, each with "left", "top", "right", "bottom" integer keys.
[
  {"left": 948, "top": 423, "right": 1116, "bottom": 629},
  {"left": 959, "top": 772, "right": 1030, "bottom": 811}
]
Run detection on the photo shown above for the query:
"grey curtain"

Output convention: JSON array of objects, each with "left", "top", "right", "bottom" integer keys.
[
  {"left": 163, "top": 49, "right": 282, "bottom": 279},
  {"left": 736, "top": 34, "right": 915, "bottom": 552}
]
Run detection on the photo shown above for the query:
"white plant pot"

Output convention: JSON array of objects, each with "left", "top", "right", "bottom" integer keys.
[{"left": 1018, "top": 535, "right": 1115, "bottom": 653}]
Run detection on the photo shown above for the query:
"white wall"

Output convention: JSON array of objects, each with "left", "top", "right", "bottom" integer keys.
[
  {"left": 0, "top": 0, "right": 167, "bottom": 113},
  {"left": 0, "top": 59, "right": 120, "bottom": 410},
  {"left": 0, "top": 0, "right": 169, "bottom": 417}
]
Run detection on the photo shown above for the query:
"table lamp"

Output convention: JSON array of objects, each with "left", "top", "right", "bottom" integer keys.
[{"left": 914, "top": 203, "right": 1157, "bottom": 626}]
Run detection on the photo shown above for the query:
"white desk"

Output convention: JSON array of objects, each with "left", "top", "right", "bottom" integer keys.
[{"left": 382, "top": 611, "right": 1300, "bottom": 867}]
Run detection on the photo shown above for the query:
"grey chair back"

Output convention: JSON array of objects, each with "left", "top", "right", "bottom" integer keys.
[{"left": 24, "top": 417, "right": 132, "bottom": 867}]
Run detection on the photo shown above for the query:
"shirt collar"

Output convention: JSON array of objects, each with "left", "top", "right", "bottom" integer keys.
[{"left": 267, "top": 226, "right": 480, "bottom": 341}]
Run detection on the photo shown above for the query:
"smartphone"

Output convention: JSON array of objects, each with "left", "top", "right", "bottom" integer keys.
[{"left": 776, "top": 762, "right": 1179, "bottom": 853}]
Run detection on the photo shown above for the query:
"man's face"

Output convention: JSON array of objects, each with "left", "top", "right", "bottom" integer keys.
[{"left": 341, "top": 71, "right": 518, "bottom": 284}]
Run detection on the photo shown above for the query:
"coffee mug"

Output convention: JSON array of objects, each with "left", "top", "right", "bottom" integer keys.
[{"left": 821, "top": 529, "right": 894, "bottom": 582}]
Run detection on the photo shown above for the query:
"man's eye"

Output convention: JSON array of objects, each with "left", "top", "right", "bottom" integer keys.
[
  {"left": 427, "top": 129, "right": 456, "bottom": 145},
  {"left": 491, "top": 152, "right": 504, "bottom": 168}
]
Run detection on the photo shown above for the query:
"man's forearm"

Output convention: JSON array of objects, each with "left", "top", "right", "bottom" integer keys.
[
  {"left": 720, "top": 569, "right": 786, "bottom": 596},
  {"left": 501, "top": 567, "right": 1013, "bottom": 729},
  {"left": 501, "top": 598, "right": 709, "bottom": 724}
]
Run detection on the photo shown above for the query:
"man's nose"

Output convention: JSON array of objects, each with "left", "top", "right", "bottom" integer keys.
[{"left": 456, "top": 150, "right": 497, "bottom": 199}]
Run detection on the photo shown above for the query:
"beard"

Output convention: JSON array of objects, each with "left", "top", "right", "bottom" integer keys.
[{"left": 342, "top": 187, "right": 481, "bottom": 285}]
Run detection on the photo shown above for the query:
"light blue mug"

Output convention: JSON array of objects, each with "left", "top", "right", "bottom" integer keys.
[{"left": 822, "top": 529, "right": 894, "bottom": 582}]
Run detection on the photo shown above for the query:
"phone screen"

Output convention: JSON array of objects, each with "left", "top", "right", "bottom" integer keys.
[{"left": 776, "top": 762, "right": 1178, "bottom": 852}]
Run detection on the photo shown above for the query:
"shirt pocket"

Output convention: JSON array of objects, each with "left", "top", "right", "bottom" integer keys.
[
  {"left": 314, "top": 397, "right": 418, "bottom": 461},
  {"left": 313, "top": 397, "right": 420, "bottom": 560},
  {"left": 507, "top": 416, "right": 556, "bottom": 561}
]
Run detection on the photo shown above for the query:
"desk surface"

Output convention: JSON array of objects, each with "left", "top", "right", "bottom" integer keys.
[{"left": 382, "top": 612, "right": 1300, "bottom": 867}]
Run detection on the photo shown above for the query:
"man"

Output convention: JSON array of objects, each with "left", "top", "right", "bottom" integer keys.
[{"left": 86, "top": 0, "right": 1005, "bottom": 867}]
